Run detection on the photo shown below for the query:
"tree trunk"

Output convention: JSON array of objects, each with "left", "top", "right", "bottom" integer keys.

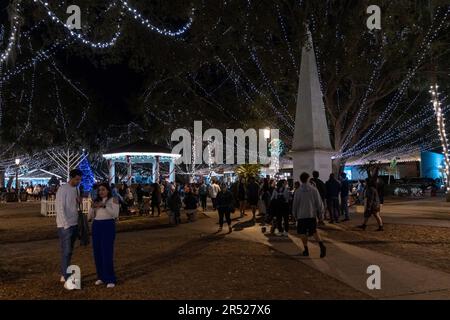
[{"left": 332, "top": 158, "right": 345, "bottom": 175}]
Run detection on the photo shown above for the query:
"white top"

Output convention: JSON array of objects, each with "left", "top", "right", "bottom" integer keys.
[
  {"left": 55, "top": 184, "right": 79, "bottom": 229},
  {"left": 88, "top": 197, "right": 120, "bottom": 221},
  {"left": 270, "top": 187, "right": 291, "bottom": 203},
  {"left": 209, "top": 184, "right": 221, "bottom": 198}
]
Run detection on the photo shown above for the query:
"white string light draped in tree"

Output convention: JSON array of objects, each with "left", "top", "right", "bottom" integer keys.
[
  {"left": 0, "top": 1, "right": 20, "bottom": 64},
  {"left": 430, "top": 84, "right": 450, "bottom": 193}
]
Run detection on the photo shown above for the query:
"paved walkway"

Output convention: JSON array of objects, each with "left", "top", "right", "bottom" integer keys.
[
  {"left": 352, "top": 198, "right": 450, "bottom": 228},
  {"left": 183, "top": 211, "right": 450, "bottom": 300}
]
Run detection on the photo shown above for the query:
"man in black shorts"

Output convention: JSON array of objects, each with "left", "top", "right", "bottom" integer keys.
[
  {"left": 246, "top": 177, "right": 260, "bottom": 222},
  {"left": 292, "top": 172, "right": 327, "bottom": 258}
]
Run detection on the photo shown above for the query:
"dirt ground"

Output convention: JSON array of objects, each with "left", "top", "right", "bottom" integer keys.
[
  {"left": 0, "top": 202, "right": 368, "bottom": 300},
  {"left": 321, "top": 219, "right": 450, "bottom": 274}
]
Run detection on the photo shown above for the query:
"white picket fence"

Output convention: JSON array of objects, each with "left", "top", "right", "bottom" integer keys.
[{"left": 40, "top": 198, "right": 91, "bottom": 217}]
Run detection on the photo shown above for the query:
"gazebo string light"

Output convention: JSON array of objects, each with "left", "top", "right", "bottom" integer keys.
[{"left": 102, "top": 141, "right": 180, "bottom": 185}]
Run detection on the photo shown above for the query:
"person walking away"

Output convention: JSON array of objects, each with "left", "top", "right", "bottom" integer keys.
[
  {"left": 161, "top": 181, "right": 169, "bottom": 211},
  {"left": 376, "top": 177, "right": 385, "bottom": 212},
  {"left": 167, "top": 186, "right": 182, "bottom": 225},
  {"left": 216, "top": 183, "right": 234, "bottom": 233},
  {"left": 325, "top": 174, "right": 341, "bottom": 224},
  {"left": 358, "top": 179, "right": 384, "bottom": 231},
  {"left": 310, "top": 171, "right": 327, "bottom": 225},
  {"left": 270, "top": 180, "right": 291, "bottom": 236},
  {"left": 292, "top": 172, "right": 327, "bottom": 258},
  {"left": 136, "top": 184, "right": 144, "bottom": 215},
  {"left": 199, "top": 182, "right": 208, "bottom": 211},
  {"left": 260, "top": 179, "right": 271, "bottom": 221},
  {"left": 356, "top": 180, "right": 365, "bottom": 205},
  {"left": 88, "top": 183, "right": 119, "bottom": 288},
  {"left": 183, "top": 186, "right": 198, "bottom": 222},
  {"left": 55, "top": 169, "right": 83, "bottom": 288},
  {"left": 237, "top": 178, "right": 246, "bottom": 217},
  {"left": 209, "top": 180, "right": 221, "bottom": 210},
  {"left": 151, "top": 183, "right": 162, "bottom": 217},
  {"left": 340, "top": 172, "right": 350, "bottom": 221},
  {"left": 246, "top": 176, "right": 260, "bottom": 222}
]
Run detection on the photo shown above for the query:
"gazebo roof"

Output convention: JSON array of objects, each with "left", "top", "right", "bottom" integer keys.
[{"left": 103, "top": 140, "right": 179, "bottom": 160}]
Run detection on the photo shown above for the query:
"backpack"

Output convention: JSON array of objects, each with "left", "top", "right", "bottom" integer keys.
[{"left": 271, "top": 188, "right": 287, "bottom": 212}]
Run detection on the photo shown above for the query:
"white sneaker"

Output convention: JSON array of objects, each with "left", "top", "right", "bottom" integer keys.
[
  {"left": 63, "top": 281, "right": 73, "bottom": 290},
  {"left": 275, "top": 231, "right": 283, "bottom": 236},
  {"left": 60, "top": 276, "right": 66, "bottom": 283},
  {"left": 95, "top": 280, "right": 104, "bottom": 286},
  {"left": 106, "top": 283, "right": 115, "bottom": 289}
]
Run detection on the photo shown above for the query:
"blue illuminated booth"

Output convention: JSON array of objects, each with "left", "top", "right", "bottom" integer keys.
[{"left": 103, "top": 141, "right": 180, "bottom": 185}]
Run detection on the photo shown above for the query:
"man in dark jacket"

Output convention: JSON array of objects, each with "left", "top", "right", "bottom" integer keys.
[
  {"left": 183, "top": 186, "right": 198, "bottom": 222},
  {"left": 310, "top": 171, "right": 326, "bottom": 224},
  {"left": 216, "top": 184, "right": 235, "bottom": 233},
  {"left": 325, "top": 174, "right": 341, "bottom": 223},
  {"left": 246, "top": 177, "right": 260, "bottom": 221}
]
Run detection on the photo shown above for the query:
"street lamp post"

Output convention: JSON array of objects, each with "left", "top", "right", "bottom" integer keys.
[{"left": 15, "top": 158, "right": 21, "bottom": 202}]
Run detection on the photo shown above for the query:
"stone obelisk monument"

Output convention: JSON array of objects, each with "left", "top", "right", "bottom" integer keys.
[{"left": 291, "top": 32, "right": 334, "bottom": 181}]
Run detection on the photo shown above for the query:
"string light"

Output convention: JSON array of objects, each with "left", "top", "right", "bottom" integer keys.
[
  {"left": 430, "top": 84, "right": 450, "bottom": 193},
  {"left": 275, "top": 3, "right": 298, "bottom": 71},
  {"left": 34, "top": 0, "right": 123, "bottom": 49},
  {"left": 345, "top": 7, "right": 450, "bottom": 156},
  {"left": 119, "top": 0, "right": 195, "bottom": 37},
  {"left": 0, "top": 1, "right": 21, "bottom": 64}
]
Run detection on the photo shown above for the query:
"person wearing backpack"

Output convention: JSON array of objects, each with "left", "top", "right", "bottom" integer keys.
[
  {"left": 310, "top": 171, "right": 327, "bottom": 225},
  {"left": 358, "top": 179, "right": 384, "bottom": 231},
  {"left": 198, "top": 182, "right": 208, "bottom": 211},
  {"left": 216, "top": 183, "right": 234, "bottom": 233},
  {"left": 270, "top": 180, "right": 291, "bottom": 236},
  {"left": 167, "top": 186, "right": 182, "bottom": 225},
  {"left": 183, "top": 185, "right": 198, "bottom": 222}
]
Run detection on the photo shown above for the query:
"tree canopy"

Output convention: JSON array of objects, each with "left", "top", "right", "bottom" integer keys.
[{"left": 0, "top": 0, "right": 449, "bottom": 165}]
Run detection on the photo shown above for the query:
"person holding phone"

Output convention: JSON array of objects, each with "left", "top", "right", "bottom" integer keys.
[
  {"left": 88, "top": 183, "right": 119, "bottom": 288},
  {"left": 55, "top": 169, "right": 83, "bottom": 288}
]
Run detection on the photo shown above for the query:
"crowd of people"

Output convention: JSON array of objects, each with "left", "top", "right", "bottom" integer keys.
[
  {"left": 54, "top": 168, "right": 385, "bottom": 290},
  {"left": 0, "top": 183, "right": 58, "bottom": 201}
]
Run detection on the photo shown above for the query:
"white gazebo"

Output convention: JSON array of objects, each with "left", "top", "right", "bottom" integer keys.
[{"left": 102, "top": 141, "right": 180, "bottom": 185}]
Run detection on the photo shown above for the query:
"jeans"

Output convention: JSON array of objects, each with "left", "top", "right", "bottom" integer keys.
[
  {"left": 327, "top": 198, "right": 340, "bottom": 222},
  {"left": 92, "top": 219, "right": 116, "bottom": 284},
  {"left": 57, "top": 225, "right": 79, "bottom": 280},
  {"left": 341, "top": 196, "right": 349, "bottom": 219},
  {"left": 200, "top": 195, "right": 207, "bottom": 210},
  {"left": 218, "top": 208, "right": 232, "bottom": 227},
  {"left": 276, "top": 212, "right": 290, "bottom": 233},
  {"left": 151, "top": 202, "right": 161, "bottom": 216}
]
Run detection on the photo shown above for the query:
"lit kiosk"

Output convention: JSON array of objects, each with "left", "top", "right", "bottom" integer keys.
[
  {"left": 291, "top": 32, "right": 335, "bottom": 181},
  {"left": 103, "top": 141, "right": 180, "bottom": 185}
]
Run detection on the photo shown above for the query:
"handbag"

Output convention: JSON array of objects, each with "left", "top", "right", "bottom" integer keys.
[{"left": 77, "top": 188, "right": 90, "bottom": 246}]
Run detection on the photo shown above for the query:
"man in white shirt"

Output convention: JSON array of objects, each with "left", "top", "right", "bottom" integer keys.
[
  {"left": 55, "top": 169, "right": 82, "bottom": 285},
  {"left": 209, "top": 181, "right": 221, "bottom": 210}
]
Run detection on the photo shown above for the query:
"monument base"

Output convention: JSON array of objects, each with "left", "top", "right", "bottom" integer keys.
[{"left": 291, "top": 149, "right": 335, "bottom": 182}]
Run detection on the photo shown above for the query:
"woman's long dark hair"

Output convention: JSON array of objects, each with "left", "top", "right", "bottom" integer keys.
[{"left": 95, "top": 182, "right": 113, "bottom": 202}]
